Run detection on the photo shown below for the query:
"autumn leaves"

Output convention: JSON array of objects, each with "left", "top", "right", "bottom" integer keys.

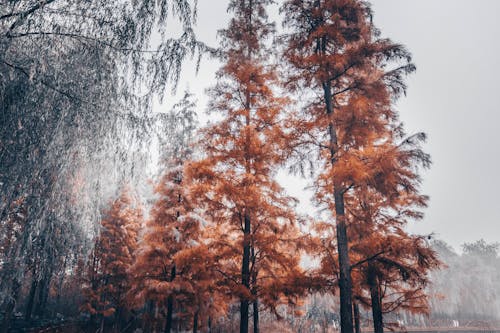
[{"left": 82, "top": 1, "right": 439, "bottom": 333}]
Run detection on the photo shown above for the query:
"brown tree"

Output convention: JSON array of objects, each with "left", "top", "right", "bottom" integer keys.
[
  {"left": 186, "top": 1, "right": 307, "bottom": 332},
  {"left": 81, "top": 190, "right": 142, "bottom": 332},
  {"left": 282, "top": 1, "right": 416, "bottom": 332},
  {"left": 129, "top": 160, "right": 223, "bottom": 333},
  {"left": 348, "top": 184, "right": 440, "bottom": 333}
]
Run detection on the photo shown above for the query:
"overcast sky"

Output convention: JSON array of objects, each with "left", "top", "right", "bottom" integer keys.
[{"left": 167, "top": 0, "right": 500, "bottom": 251}]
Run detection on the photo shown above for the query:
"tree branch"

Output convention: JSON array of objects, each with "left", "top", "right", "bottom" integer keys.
[{"left": 350, "top": 250, "right": 386, "bottom": 271}]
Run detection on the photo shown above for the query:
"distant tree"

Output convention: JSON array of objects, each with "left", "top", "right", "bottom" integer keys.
[
  {"left": 462, "top": 239, "right": 499, "bottom": 258},
  {"left": 81, "top": 190, "right": 142, "bottom": 332},
  {"left": 187, "top": 1, "right": 307, "bottom": 332},
  {"left": 429, "top": 239, "right": 500, "bottom": 321},
  {"left": 282, "top": 0, "right": 416, "bottom": 331}
]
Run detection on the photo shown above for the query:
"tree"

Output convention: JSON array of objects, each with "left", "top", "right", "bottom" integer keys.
[
  {"left": 282, "top": 1, "right": 415, "bottom": 331},
  {"left": 351, "top": 232, "right": 440, "bottom": 333},
  {"left": 129, "top": 160, "right": 222, "bottom": 333},
  {"left": 81, "top": 190, "right": 142, "bottom": 332},
  {"left": 428, "top": 239, "right": 500, "bottom": 322},
  {"left": 187, "top": 1, "right": 306, "bottom": 332},
  {"left": 0, "top": 0, "right": 203, "bottom": 101},
  {"left": 0, "top": 1, "right": 203, "bottom": 321},
  {"left": 128, "top": 92, "right": 221, "bottom": 333}
]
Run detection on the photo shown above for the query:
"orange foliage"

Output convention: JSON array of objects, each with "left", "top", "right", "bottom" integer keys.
[
  {"left": 81, "top": 189, "right": 142, "bottom": 328},
  {"left": 186, "top": 1, "right": 307, "bottom": 331},
  {"left": 129, "top": 159, "right": 224, "bottom": 331},
  {"left": 282, "top": 0, "right": 433, "bottom": 331}
]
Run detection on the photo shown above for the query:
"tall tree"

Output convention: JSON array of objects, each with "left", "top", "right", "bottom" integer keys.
[
  {"left": 187, "top": 1, "right": 306, "bottom": 332},
  {"left": 0, "top": 0, "right": 202, "bottom": 101},
  {"left": 81, "top": 190, "right": 142, "bottom": 332},
  {"left": 128, "top": 93, "right": 221, "bottom": 333},
  {"left": 282, "top": 1, "right": 415, "bottom": 331},
  {"left": 0, "top": 1, "right": 202, "bottom": 320}
]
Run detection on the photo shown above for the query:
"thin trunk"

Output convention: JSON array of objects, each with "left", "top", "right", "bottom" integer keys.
[
  {"left": 165, "top": 265, "right": 176, "bottom": 333},
  {"left": 193, "top": 311, "right": 199, "bottom": 333},
  {"left": 143, "top": 300, "right": 155, "bottom": 333},
  {"left": 55, "top": 262, "right": 67, "bottom": 308},
  {"left": 323, "top": 79, "right": 354, "bottom": 333},
  {"left": 114, "top": 307, "right": 122, "bottom": 332},
  {"left": 368, "top": 267, "right": 383, "bottom": 333},
  {"left": 0, "top": 297, "right": 15, "bottom": 333},
  {"left": 251, "top": 246, "right": 258, "bottom": 333},
  {"left": 240, "top": 212, "right": 251, "bottom": 333},
  {"left": 253, "top": 299, "right": 259, "bottom": 333},
  {"left": 100, "top": 315, "right": 105, "bottom": 333},
  {"left": 313, "top": 1, "right": 355, "bottom": 330},
  {"left": 25, "top": 277, "right": 38, "bottom": 321},
  {"left": 208, "top": 316, "right": 212, "bottom": 333},
  {"left": 353, "top": 302, "right": 361, "bottom": 333},
  {"left": 34, "top": 274, "right": 50, "bottom": 317}
]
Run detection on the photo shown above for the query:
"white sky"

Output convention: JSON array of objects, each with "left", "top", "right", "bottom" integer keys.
[{"left": 164, "top": 0, "right": 500, "bottom": 252}]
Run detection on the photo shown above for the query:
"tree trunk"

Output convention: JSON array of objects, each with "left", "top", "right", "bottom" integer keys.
[
  {"left": 193, "top": 311, "right": 199, "bottom": 333},
  {"left": 368, "top": 267, "right": 383, "bottom": 333},
  {"left": 335, "top": 193, "right": 354, "bottom": 333},
  {"left": 353, "top": 302, "right": 361, "bottom": 333},
  {"left": 25, "top": 277, "right": 38, "bottom": 321},
  {"left": 143, "top": 300, "right": 155, "bottom": 333},
  {"left": 208, "top": 316, "right": 212, "bottom": 333},
  {"left": 34, "top": 275, "right": 50, "bottom": 318},
  {"left": 240, "top": 212, "right": 251, "bottom": 333},
  {"left": 322, "top": 77, "right": 354, "bottom": 333},
  {"left": 0, "top": 297, "right": 15, "bottom": 333},
  {"left": 100, "top": 315, "right": 105, "bottom": 333},
  {"left": 1, "top": 279, "right": 20, "bottom": 333},
  {"left": 253, "top": 299, "right": 259, "bottom": 333},
  {"left": 164, "top": 265, "right": 176, "bottom": 333},
  {"left": 313, "top": 0, "right": 355, "bottom": 329}
]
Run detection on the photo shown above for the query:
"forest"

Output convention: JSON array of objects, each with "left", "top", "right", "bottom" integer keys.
[{"left": 1, "top": 0, "right": 499, "bottom": 333}]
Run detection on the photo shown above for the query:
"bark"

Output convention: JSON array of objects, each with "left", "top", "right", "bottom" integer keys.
[
  {"left": 34, "top": 275, "right": 50, "bottom": 317},
  {"left": 368, "top": 267, "right": 383, "bottom": 333},
  {"left": 240, "top": 212, "right": 251, "bottom": 333},
  {"left": 100, "top": 315, "right": 105, "bottom": 333},
  {"left": 253, "top": 299, "right": 259, "bottom": 333},
  {"left": 353, "top": 302, "right": 361, "bottom": 333},
  {"left": 0, "top": 297, "right": 15, "bottom": 333},
  {"left": 193, "top": 311, "right": 199, "bottom": 333},
  {"left": 311, "top": 1, "right": 355, "bottom": 331},
  {"left": 324, "top": 78, "right": 354, "bottom": 333},
  {"left": 25, "top": 277, "right": 38, "bottom": 321},
  {"left": 164, "top": 265, "right": 176, "bottom": 333},
  {"left": 143, "top": 300, "right": 155, "bottom": 333}
]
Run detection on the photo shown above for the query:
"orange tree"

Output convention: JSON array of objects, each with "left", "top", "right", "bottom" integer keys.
[
  {"left": 81, "top": 190, "right": 142, "bottom": 332},
  {"left": 348, "top": 183, "right": 440, "bottom": 333},
  {"left": 128, "top": 160, "right": 223, "bottom": 333},
  {"left": 282, "top": 0, "right": 418, "bottom": 332},
  {"left": 186, "top": 1, "right": 307, "bottom": 332}
]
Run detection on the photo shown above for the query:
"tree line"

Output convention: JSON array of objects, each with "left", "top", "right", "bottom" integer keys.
[{"left": 1, "top": 1, "right": 446, "bottom": 333}]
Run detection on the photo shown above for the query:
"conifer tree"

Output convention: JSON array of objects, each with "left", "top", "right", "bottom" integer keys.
[
  {"left": 81, "top": 190, "right": 142, "bottom": 332},
  {"left": 187, "top": 1, "right": 306, "bottom": 332},
  {"left": 348, "top": 184, "right": 440, "bottom": 333},
  {"left": 282, "top": 1, "right": 417, "bottom": 332},
  {"left": 129, "top": 160, "right": 222, "bottom": 333}
]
